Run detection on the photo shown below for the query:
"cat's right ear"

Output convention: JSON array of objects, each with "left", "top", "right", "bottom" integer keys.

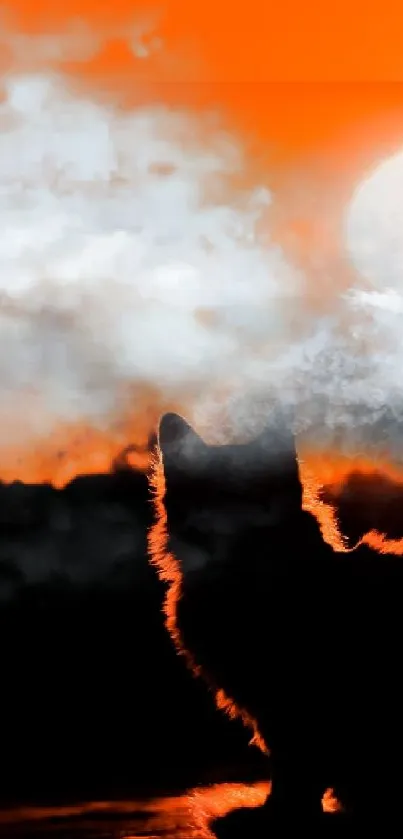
[{"left": 157, "top": 413, "right": 207, "bottom": 472}]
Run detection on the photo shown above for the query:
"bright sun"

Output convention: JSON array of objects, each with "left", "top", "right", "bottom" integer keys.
[{"left": 344, "top": 149, "right": 403, "bottom": 292}]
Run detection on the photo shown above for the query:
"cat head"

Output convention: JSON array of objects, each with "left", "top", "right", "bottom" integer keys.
[
  {"left": 158, "top": 410, "right": 301, "bottom": 492},
  {"left": 157, "top": 411, "right": 303, "bottom": 540}
]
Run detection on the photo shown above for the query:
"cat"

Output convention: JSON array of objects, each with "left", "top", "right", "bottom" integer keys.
[{"left": 148, "top": 411, "right": 403, "bottom": 829}]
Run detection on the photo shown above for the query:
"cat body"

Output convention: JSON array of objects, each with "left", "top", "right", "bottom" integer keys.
[{"left": 149, "top": 412, "right": 403, "bottom": 825}]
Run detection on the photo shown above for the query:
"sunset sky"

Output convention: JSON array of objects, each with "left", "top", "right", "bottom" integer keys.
[
  {"left": 5, "top": 0, "right": 403, "bottom": 152},
  {"left": 2, "top": 0, "right": 403, "bottom": 485},
  {"left": 5, "top": 0, "right": 403, "bottom": 82}
]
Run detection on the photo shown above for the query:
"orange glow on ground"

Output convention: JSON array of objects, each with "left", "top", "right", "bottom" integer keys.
[
  {"left": 0, "top": 784, "right": 270, "bottom": 836},
  {"left": 190, "top": 782, "right": 341, "bottom": 836},
  {"left": 0, "top": 780, "right": 340, "bottom": 836},
  {"left": 189, "top": 781, "right": 270, "bottom": 838}
]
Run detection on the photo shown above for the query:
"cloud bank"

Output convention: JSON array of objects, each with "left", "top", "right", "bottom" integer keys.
[{"left": 0, "top": 70, "right": 402, "bottom": 458}]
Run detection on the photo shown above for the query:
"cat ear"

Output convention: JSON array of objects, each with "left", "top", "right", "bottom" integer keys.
[
  {"left": 248, "top": 413, "right": 302, "bottom": 506},
  {"left": 254, "top": 419, "right": 298, "bottom": 465},
  {"left": 158, "top": 413, "right": 207, "bottom": 467}
]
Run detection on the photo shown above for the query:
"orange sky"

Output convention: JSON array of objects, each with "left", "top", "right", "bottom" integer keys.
[
  {"left": 3, "top": 0, "right": 403, "bottom": 192},
  {"left": 5, "top": 0, "right": 403, "bottom": 82},
  {"left": 4, "top": 1, "right": 403, "bottom": 173}
]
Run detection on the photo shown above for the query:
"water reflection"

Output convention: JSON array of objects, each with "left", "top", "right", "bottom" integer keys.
[{"left": 0, "top": 782, "right": 270, "bottom": 838}]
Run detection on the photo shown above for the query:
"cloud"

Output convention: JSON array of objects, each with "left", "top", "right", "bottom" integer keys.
[
  {"left": 0, "top": 71, "right": 305, "bottom": 443},
  {"left": 0, "top": 69, "right": 402, "bottom": 458}
]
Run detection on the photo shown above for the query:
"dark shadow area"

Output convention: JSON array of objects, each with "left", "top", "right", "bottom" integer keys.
[
  {"left": 0, "top": 466, "right": 265, "bottom": 809},
  {"left": 321, "top": 469, "right": 403, "bottom": 544},
  {"left": 0, "top": 436, "right": 403, "bottom": 834}
]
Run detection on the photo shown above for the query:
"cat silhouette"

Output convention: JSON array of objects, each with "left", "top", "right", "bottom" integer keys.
[{"left": 149, "top": 411, "right": 403, "bottom": 830}]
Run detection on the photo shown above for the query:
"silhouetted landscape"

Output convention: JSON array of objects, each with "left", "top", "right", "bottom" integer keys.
[
  {"left": 0, "top": 465, "right": 266, "bottom": 807},
  {"left": 1, "top": 421, "right": 403, "bottom": 835}
]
